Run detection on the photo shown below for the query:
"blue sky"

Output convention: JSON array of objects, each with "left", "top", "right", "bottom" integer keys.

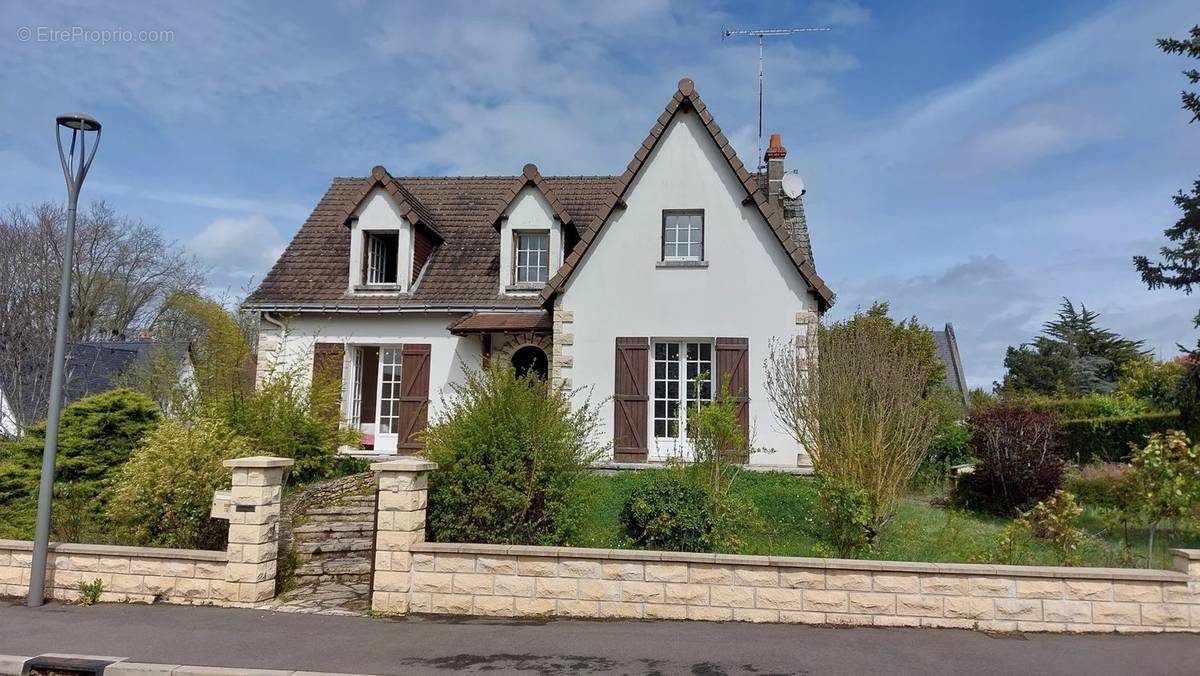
[{"left": 2, "top": 0, "right": 1198, "bottom": 388}]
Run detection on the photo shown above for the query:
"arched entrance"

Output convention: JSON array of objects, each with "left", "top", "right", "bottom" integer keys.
[{"left": 511, "top": 345, "right": 549, "bottom": 380}]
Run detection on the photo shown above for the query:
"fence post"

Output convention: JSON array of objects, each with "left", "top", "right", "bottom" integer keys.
[
  {"left": 223, "top": 456, "right": 293, "bottom": 605},
  {"left": 370, "top": 458, "right": 436, "bottom": 613}
]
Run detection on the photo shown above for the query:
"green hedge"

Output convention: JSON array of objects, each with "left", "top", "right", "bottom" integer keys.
[
  {"left": 1060, "top": 411, "right": 1181, "bottom": 462},
  {"left": 1014, "top": 394, "right": 1149, "bottom": 420}
]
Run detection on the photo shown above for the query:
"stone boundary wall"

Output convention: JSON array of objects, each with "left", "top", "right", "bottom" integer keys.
[
  {"left": 0, "top": 540, "right": 229, "bottom": 605},
  {"left": 371, "top": 459, "right": 1200, "bottom": 634},
  {"left": 0, "top": 456, "right": 292, "bottom": 607}
]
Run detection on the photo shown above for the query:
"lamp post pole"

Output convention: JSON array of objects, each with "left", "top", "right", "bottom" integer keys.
[{"left": 28, "top": 114, "right": 101, "bottom": 607}]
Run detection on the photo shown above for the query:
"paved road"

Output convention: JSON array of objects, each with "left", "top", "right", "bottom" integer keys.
[{"left": 1, "top": 599, "right": 1199, "bottom": 675}]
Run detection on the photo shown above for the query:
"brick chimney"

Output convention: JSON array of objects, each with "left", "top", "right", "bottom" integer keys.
[{"left": 764, "top": 132, "right": 787, "bottom": 209}]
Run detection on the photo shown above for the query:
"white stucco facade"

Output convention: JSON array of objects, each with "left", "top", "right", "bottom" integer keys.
[
  {"left": 257, "top": 313, "right": 483, "bottom": 422},
  {"left": 556, "top": 111, "right": 818, "bottom": 466},
  {"left": 498, "top": 186, "right": 563, "bottom": 297}
]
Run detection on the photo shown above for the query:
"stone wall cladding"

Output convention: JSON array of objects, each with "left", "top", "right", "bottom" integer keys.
[
  {"left": 0, "top": 540, "right": 231, "bottom": 605},
  {"left": 400, "top": 544, "right": 1200, "bottom": 633},
  {"left": 370, "top": 461, "right": 1200, "bottom": 634},
  {"left": 550, "top": 300, "right": 573, "bottom": 389}
]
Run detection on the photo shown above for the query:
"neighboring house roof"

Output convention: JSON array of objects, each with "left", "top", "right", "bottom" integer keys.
[
  {"left": 0, "top": 340, "right": 189, "bottom": 433},
  {"left": 246, "top": 77, "right": 831, "bottom": 312},
  {"left": 63, "top": 341, "right": 189, "bottom": 403},
  {"left": 540, "top": 78, "right": 834, "bottom": 312},
  {"left": 933, "top": 324, "right": 970, "bottom": 407}
]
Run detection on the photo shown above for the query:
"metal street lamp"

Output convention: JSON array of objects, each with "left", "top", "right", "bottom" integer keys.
[{"left": 28, "top": 113, "right": 101, "bottom": 607}]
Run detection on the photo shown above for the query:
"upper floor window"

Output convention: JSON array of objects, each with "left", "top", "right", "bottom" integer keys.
[
  {"left": 514, "top": 231, "right": 550, "bottom": 284},
  {"left": 662, "top": 210, "right": 703, "bottom": 262},
  {"left": 364, "top": 231, "right": 399, "bottom": 285}
]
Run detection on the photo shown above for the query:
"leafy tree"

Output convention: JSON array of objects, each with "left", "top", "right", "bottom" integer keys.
[
  {"left": 1127, "top": 431, "right": 1200, "bottom": 567},
  {"left": 999, "top": 299, "right": 1146, "bottom": 396}
]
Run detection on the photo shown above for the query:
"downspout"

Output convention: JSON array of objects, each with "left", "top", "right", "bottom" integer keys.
[{"left": 261, "top": 311, "right": 286, "bottom": 332}]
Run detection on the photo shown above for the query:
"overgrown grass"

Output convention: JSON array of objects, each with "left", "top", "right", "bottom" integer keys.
[{"left": 575, "top": 469, "right": 1200, "bottom": 570}]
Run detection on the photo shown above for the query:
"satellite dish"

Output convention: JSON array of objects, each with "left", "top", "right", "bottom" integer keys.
[{"left": 781, "top": 172, "right": 806, "bottom": 199}]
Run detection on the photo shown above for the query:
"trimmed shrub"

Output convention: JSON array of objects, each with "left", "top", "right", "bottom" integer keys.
[
  {"left": 621, "top": 471, "right": 712, "bottom": 552},
  {"left": 107, "top": 417, "right": 254, "bottom": 550},
  {"left": 423, "top": 363, "right": 604, "bottom": 546},
  {"left": 1059, "top": 411, "right": 1181, "bottom": 463},
  {"left": 956, "top": 405, "right": 1066, "bottom": 515},
  {"left": 1011, "top": 393, "right": 1149, "bottom": 420},
  {"left": 0, "top": 388, "right": 160, "bottom": 541}
]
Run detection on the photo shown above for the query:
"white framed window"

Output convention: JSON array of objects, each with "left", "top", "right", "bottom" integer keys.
[
  {"left": 377, "top": 347, "right": 402, "bottom": 436},
  {"left": 348, "top": 347, "right": 364, "bottom": 429},
  {"left": 652, "top": 340, "right": 713, "bottom": 444},
  {"left": 662, "top": 210, "right": 703, "bottom": 261},
  {"left": 514, "top": 231, "right": 550, "bottom": 284},
  {"left": 365, "top": 231, "right": 399, "bottom": 285}
]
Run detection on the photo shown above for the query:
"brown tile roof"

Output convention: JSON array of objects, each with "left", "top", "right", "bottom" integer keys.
[
  {"left": 246, "top": 173, "right": 618, "bottom": 309},
  {"left": 246, "top": 77, "right": 833, "bottom": 312},
  {"left": 480, "top": 164, "right": 577, "bottom": 230},
  {"left": 447, "top": 311, "right": 553, "bottom": 334},
  {"left": 541, "top": 78, "right": 835, "bottom": 312}
]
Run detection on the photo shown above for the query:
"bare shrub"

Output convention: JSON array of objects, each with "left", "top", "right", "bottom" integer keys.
[{"left": 765, "top": 306, "right": 946, "bottom": 538}]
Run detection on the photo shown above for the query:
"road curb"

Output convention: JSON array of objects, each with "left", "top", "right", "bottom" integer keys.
[{"left": 0, "top": 655, "right": 370, "bottom": 676}]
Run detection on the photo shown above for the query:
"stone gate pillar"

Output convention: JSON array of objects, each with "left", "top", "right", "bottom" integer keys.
[
  {"left": 223, "top": 456, "right": 293, "bottom": 605},
  {"left": 370, "top": 458, "right": 436, "bottom": 613}
]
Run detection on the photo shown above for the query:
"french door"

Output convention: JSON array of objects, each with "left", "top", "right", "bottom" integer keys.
[
  {"left": 651, "top": 340, "right": 713, "bottom": 459},
  {"left": 374, "top": 347, "right": 403, "bottom": 453}
]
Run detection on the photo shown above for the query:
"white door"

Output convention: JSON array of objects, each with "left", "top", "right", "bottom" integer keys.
[
  {"left": 650, "top": 340, "right": 713, "bottom": 460},
  {"left": 374, "top": 347, "right": 403, "bottom": 453}
]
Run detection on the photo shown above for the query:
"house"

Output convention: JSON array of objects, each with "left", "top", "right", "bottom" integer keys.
[
  {"left": 245, "top": 78, "right": 834, "bottom": 467},
  {"left": 933, "top": 323, "right": 970, "bottom": 408},
  {"left": 0, "top": 340, "right": 192, "bottom": 437}
]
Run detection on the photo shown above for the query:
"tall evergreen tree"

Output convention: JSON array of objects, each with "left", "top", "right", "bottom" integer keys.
[
  {"left": 1133, "top": 26, "right": 1200, "bottom": 428},
  {"left": 1134, "top": 26, "right": 1200, "bottom": 319},
  {"left": 1000, "top": 299, "right": 1146, "bottom": 396}
]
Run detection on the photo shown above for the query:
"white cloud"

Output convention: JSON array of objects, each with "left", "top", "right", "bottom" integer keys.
[
  {"left": 187, "top": 214, "right": 285, "bottom": 294},
  {"left": 809, "top": 0, "right": 871, "bottom": 28},
  {"left": 967, "top": 108, "right": 1119, "bottom": 169}
]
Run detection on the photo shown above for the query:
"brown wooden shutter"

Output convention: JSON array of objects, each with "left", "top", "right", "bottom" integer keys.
[
  {"left": 715, "top": 337, "right": 750, "bottom": 462},
  {"left": 613, "top": 337, "right": 649, "bottom": 462},
  {"left": 397, "top": 343, "right": 431, "bottom": 454},
  {"left": 359, "top": 346, "right": 379, "bottom": 425}
]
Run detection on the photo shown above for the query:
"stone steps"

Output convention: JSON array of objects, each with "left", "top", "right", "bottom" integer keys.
[{"left": 289, "top": 486, "right": 378, "bottom": 594}]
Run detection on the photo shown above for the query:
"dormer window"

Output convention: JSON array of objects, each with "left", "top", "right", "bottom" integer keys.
[
  {"left": 514, "top": 231, "right": 550, "bottom": 285},
  {"left": 365, "top": 231, "right": 399, "bottom": 285}
]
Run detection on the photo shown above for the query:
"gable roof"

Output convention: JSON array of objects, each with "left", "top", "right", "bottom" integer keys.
[
  {"left": 246, "top": 175, "right": 619, "bottom": 310},
  {"left": 540, "top": 78, "right": 835, "bottom": 312},
  {"left": 483, "top": 163, "right": 575, "bottom": 229},
  {"left": 340, "top": 165, "right": 445, "bottom": 241},
  {"left": 933, "top": 324, "right": 970, "bottom": 407},
  {"left": 246, "top": 77, "right": 831, "bottom": 313}
]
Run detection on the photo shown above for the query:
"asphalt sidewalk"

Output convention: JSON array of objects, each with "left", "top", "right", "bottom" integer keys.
[{"left": 2, "top": 599, "right": 1199, "bottom": 675}]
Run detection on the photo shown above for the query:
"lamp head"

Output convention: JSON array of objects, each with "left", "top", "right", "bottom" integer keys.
[{"left": 56, "top": 113, "right": 101, "bottom": 132}]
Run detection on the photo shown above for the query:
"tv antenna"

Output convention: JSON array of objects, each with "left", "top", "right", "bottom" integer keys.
[{"left": 723, "top": 26, "right": 831, "bottom": 167}]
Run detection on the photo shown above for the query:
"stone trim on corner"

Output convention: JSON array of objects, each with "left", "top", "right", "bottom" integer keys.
[{"left": 551, "top": 299, "right": 574, "bottom": 389}]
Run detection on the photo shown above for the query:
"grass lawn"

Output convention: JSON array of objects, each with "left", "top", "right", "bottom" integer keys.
[{"left": 574, "top": 469, "right": 1200, "bottom": 570}]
